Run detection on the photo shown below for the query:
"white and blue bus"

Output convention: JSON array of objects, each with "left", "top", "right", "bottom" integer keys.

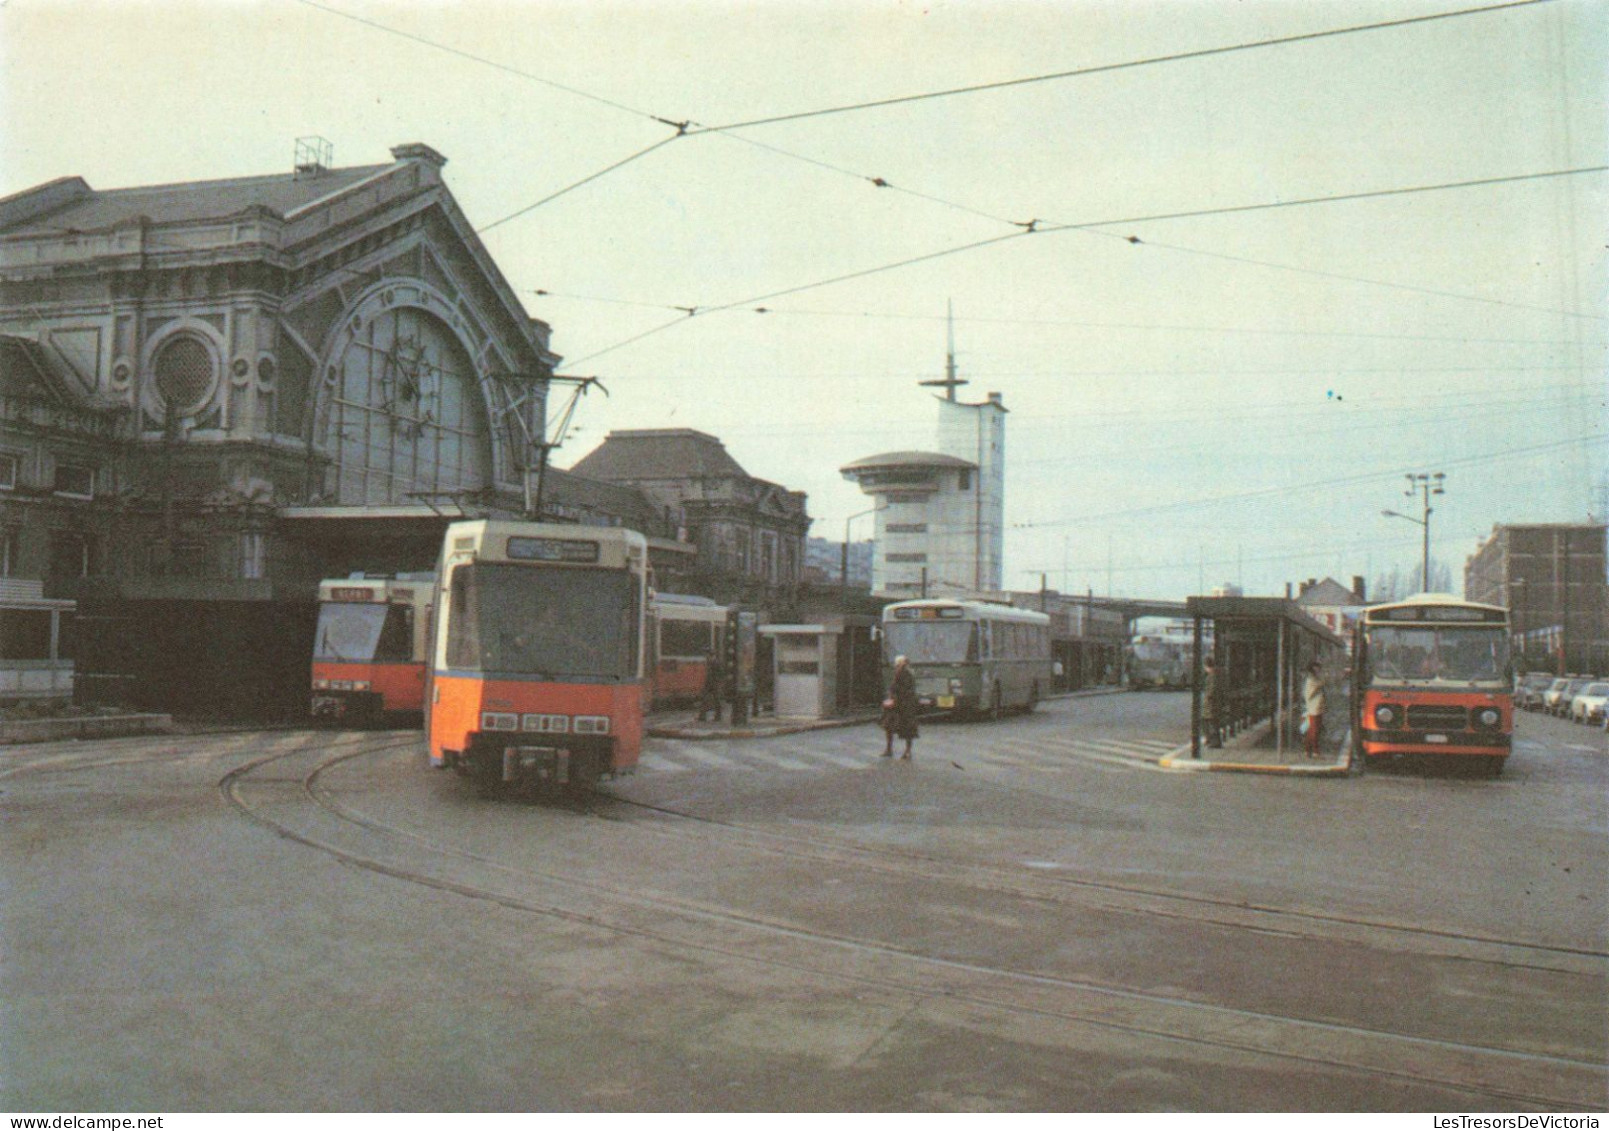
[{"left": 881, "top": 598, "right": 1053, "bottom": 718}]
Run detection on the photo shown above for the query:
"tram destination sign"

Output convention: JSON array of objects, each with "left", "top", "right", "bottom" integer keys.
[
  {"left": 893, "top": 606, "right": 965, "bottom": 619},
  {"left": 506, "top": 536, "right": 601, "bottom": 564}
]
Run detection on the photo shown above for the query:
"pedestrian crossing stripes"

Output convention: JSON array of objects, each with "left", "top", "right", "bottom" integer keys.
[{"left": 637, "top": 730, "right": 1178, "bottom": 777}]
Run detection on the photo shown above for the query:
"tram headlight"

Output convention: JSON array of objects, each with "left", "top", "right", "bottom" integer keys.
[
  {"left": 1476, "top": 707, "right": 1501, "bottom": 730},
  {"left": 480, "top": 712, "right": 519, "bottom": 732},
  {"left": 1374, "top": 704, "right": 1402, "bottom": 728},
  {"left": 573, "top": 715, "right": 610, "bottom": 735}
]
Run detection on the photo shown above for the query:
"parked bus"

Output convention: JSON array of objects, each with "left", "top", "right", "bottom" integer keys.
[
  {"left": 648, "top": 593, "right": 728, "bottom": 708},
  {"left": 427, "top": 520, "right": 650, "bottom": 802},
  {"left": 310, "top": 574, "right": 435, "bottom": 722},
  {"left": 1351, "top": 593, "right": 1513, "bottom": 775},
  {"left": 1128, "top": 635, "right": 1191, "bottom": 690},
  {"left": 881, "top": 598, "right": 1052, "bottom": 718}
]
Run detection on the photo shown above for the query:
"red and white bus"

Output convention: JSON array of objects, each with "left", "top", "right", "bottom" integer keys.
[
  {"left": 310, "top": 574, "right": 435, "bottom": 722},
  {"left": 427, "top": 520, "right": 650, "bottom": 801},
  {"left": 1352, "top": 593, "right": 1513, "bottom": 775},
  {"left": 648, "top": 593, "right": 728, "bottom": 708}
]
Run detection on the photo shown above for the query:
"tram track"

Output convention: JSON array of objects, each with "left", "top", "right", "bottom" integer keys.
[
  {"left": 219, "top": 740, "right": 1608, "bottom": 1110},
  {"left": 595, "top": 791, "right": 1607, "bottom": 975}
]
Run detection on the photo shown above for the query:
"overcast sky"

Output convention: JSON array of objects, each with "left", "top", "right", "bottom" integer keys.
[{"left": 4, "top": 0, "right": 1604, "bottom": 601}]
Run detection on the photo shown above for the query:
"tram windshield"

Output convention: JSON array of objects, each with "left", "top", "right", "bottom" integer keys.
[
  {"left": 315, "top": 602, "right": 412, "bottom": 662},
  {"left": 446, "top": 563, "right": 639, "bottom": 679},
  {"left": 1366, "top": 626, "right": 1510, "bottom": 684},
  {"left": 883, "top": 621, "right": 978, "bottom": 665}
]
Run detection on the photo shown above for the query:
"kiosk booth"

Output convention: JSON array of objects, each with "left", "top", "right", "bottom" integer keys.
[{"left": 759, "top": 616, "right": 880, "bottom": 719}]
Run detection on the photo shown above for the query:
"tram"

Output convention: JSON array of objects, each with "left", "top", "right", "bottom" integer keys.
[
  {"left": 310, "top": 574, "right": 435, "bottom": 721},
  {"left": 1351, "top": 593, "right": 1513, "bottom": 775},
  {"left": 648, "top": 593, "right": 728, "bottom": 708},
  {"left": 881, "top": 598, "right": 1052, "bottom": 718},
  {"left": 427, "top": 519, "right": 650, "bottom": 800}
]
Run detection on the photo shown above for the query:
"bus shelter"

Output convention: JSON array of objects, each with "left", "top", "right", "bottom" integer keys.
[{"left": 1185, "top": 596, "right": 1347, "bottom": 759}]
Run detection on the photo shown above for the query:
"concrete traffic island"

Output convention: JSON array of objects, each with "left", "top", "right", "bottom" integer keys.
[{"left": 1159, "top": 718, "right": 1352, "bottom": 776}]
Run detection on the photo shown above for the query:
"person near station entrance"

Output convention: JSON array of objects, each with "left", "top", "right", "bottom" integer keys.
[
  {"left": 881, "top": 654, "right": 919, "bottom": 760},
  {"left": 697, "top": 648, "right": 726, "bottom": 724},
  {"left": 1202, "top": 656, "right": 1222, "bottom": 748},
  {"left": 1302, "top": 660, "right": 1327, "bottom": 759}
]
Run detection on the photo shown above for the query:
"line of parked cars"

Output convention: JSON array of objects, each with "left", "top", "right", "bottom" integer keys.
[{"left": 1517, "top": 672, "right": 1609, "bottom": 728}]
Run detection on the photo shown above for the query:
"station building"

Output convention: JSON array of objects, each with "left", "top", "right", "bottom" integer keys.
[{"left": 0, "top": 143, "right": 569, "bottom": 714}]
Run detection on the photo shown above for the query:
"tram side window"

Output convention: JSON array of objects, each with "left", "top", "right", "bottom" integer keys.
[
  {"left": 661, "top": 620, "right": 712, "bottom": 659},
  {"left": 446, "top": 567, "right": 480, "bottom": 669}
]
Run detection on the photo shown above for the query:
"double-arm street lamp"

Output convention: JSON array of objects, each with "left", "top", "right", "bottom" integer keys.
[{"left": 1382, "top": 471, "right": 1445, "bottom": 593}]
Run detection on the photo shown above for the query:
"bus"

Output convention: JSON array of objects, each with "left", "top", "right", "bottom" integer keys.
[
  {"left": 648, "top": 593, "right": 728, "bottom": 708},
  {"left": 310, "top": 574, "right": 435, "bottom": 722},
  {"left": 1351, "top": 593, "right": 1513, "bottom": 775},
  {"left": 427, "top": 520, "right": 650, "bottom": 802},
  {"left": 881, "top": 598, "right": 1053, "bottom": 718},
  {"left": 1128, "top": 631, "right": 1192, "bottom": 690}
]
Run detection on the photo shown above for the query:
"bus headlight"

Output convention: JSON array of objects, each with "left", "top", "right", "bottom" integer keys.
[
  {"left": 1374, "top": 704, "right": 1402, "bottom": 728},
  {"left": 1475, "top": 708, "right": 1501, "bottom": 730},
  {"left": 948, "top": 678, "right": 963, "bottom": 693}
]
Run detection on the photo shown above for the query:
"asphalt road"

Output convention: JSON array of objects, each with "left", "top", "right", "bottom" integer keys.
[{"left": 2, "top": 694, "right": 1604, "bottom": 1112}]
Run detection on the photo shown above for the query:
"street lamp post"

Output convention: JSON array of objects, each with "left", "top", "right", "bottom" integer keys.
[
  {"left": 842, "top": 505, "right": 879, "bottom": 590},
  {"left": 1382, "top": 471, "right": 1445, "bottom": 593}
]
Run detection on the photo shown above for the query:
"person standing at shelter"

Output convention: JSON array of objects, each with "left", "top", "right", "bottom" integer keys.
[
  {"left": 1202, "top": 656, "right": 1222, "bottom": 749},
  {"left": 1303, "top": 660, "right": 1326, "bottom": 758},
  {"left": 882, "top": 655, "right": 919, "bottom": 760},
  {"left": 697, "top": 648, "right": 726, "bottom": 724}
]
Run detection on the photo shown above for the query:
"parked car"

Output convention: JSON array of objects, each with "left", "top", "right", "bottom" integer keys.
[
  {"left": 1516, "top": 672, "right": 1555, "bottom": 711},
  {"left": 1569, "top": 681, "right": 1609, "bottom": 725},
  {"left": 1546, "top": 677, "right": 1591, "bottom": 717}
]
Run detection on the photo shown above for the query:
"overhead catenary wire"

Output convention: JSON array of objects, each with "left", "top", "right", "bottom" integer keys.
[
  {"left": 562, "top": 164, "right": 1609, "bottom": 365},
  {"left": 691, "top": 0, "right": 1551, "bottom": 133},
  {"left": 1012, "top": 432, "right": 1609, "bottom": 530}
]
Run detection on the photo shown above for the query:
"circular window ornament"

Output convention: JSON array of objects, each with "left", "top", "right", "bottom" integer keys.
[
  {"left": 111, "top": 360, "right": 133, "bottom": 386},
  {"left": 153, "top": 335, "right": 216, "bottom": 415}
]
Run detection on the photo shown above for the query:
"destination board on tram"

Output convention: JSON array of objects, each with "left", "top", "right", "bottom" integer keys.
[
  {"left": 892, "top": 606, "right": 965, "bottom": 620},
  {"left": 506, "top": 536, "right": 601, "bottom": 564},
  {"left": 329, "top": 587, "right": 377, "bottom": 602}
]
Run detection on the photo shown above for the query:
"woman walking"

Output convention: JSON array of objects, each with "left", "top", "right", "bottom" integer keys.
[{"left": 882, "top": 654, "right": 919, "bottom": 760}]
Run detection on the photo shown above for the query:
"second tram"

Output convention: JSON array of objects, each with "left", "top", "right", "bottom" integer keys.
[
  {"left": 1352, "top": 593, "right": 1513, "bottom": 775},
  {"left": 427, "top": 520, "right": 650, "bottom": 800},
  {"left": 881, "top": 598, "right": 1053, "bottom": 718},
  {"left": 648, "top": 593, "right": 728, "bottom": 708},
  {"left": 310, "top": 574, "right": 435, "bottom": 721}
]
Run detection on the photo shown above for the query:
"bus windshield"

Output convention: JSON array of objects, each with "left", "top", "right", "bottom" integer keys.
[
  {"left": 883, "top": 621, "right": 977, "bottom": 665},
  {"left": 1367, "top": 626, "right": 1509, "bottom": 684},
  {"left": 446, "top": 563, "right": 638, "bottom": 679},
  {"left": 315, "top": 603, "right": 412, "bottom": 662}
]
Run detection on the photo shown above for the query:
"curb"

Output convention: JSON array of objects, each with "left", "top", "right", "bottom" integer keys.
[
  {"left": 1158, "top": 750, "right": 1352, "bottom": 776},
  {"left": 0, "top": 713, "right": 174, "bottom": 747}
]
